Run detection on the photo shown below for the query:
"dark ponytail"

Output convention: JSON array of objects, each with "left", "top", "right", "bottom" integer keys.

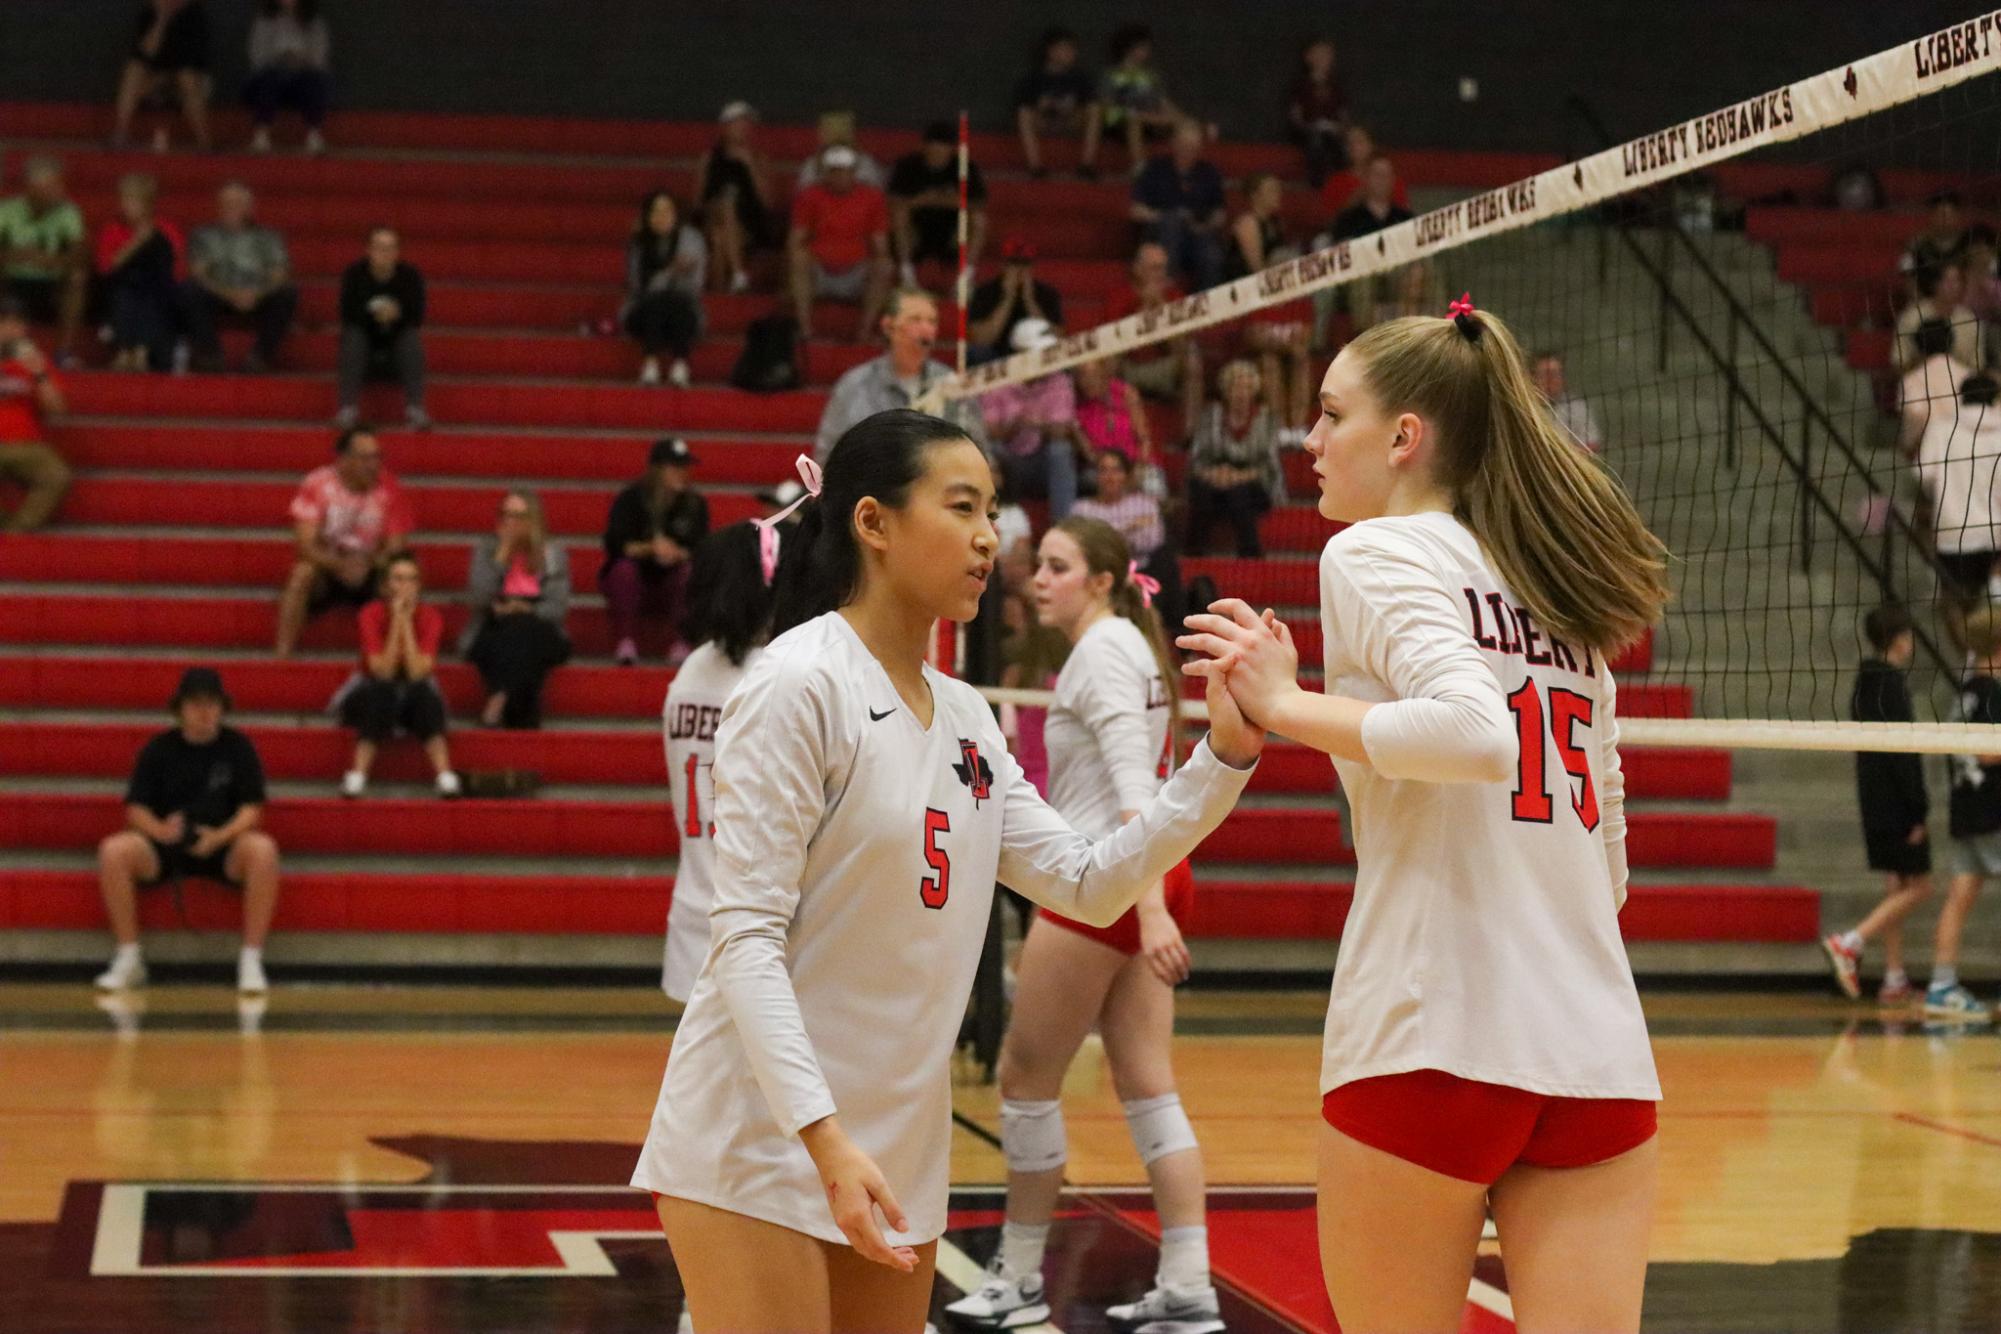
[
  {"left": 769, "top": 409, "right": 976, "bottom": 638},
  {"left": 684, "top": 521, "right": 777, "bottom": 666}
]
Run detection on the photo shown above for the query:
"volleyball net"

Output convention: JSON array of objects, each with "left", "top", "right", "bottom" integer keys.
[{"left": 931, "top": 19, "right": 2001, "bottom": 752}]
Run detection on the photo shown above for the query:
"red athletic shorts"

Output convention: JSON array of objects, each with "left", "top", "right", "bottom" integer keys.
[
  {"left": 1037, "top": 858, "right": 1194, "bottom": 956},
  {"left": 1320, "top": 1068, "right": 1657, "bottom": 1185}
]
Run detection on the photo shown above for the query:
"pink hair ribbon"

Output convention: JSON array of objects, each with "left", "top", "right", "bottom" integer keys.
[
  {"left": 752, "top": 454, "right": 822, "bottom": 584},
  {"left": 1127, "top": 560, "right": 1161, "bottom": 609}
]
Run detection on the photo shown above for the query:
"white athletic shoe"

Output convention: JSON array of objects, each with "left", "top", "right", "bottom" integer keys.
[
  {"left": 639, "top": 356, "right": 663, "bottom": 386},
  {"left": 436, "top": 771, "right": 463, "bottom": 799},
  {"left": 1106, "top": 1283, "right": 1226, "bottom": 1334},
  {"left": 667, "top": 358, "right": 691, "bottom": 389},
  {"left": 94, "top": 952, "right": 148, "bottom": 992},
  {"left": 943, "top": 1258, "right": 1050, "bottom": 1329},
  {"left": 340, "top": 769, "right": 367, "bottom": 799},
  {"left": 238, "top": 953, "right": 269, "bottom": 995}
]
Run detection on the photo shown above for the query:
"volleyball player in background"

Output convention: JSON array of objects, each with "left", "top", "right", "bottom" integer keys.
[
  {"left": 659, "top": 520, "right": 781, "bottom": 1004},
  {"left": 631, "top": 410, "right": 1263, "bottom": 1334},
  {"left": 946, "top": 515, "right": 1220, "bottom": 1333},
  {"left": 1181, "top": 300, "right": 1671, "bottom": 1332}
]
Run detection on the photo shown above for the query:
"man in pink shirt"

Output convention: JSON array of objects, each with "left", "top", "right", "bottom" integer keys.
[
  {"left": 274, "top": 424, "right": 415, "bottom": 656},
  {"left": 980, "top": 318, "right": 1084, "bottom": 518}
]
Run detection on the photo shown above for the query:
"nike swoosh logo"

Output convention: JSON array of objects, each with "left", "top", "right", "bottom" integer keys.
[{"left": 869, "top": 707, "right": 895, "bottom": 721}]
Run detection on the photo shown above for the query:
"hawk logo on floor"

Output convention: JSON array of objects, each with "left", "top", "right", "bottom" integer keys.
[{"left": 953, "top": 739, "right": 993, "bottom": 805}]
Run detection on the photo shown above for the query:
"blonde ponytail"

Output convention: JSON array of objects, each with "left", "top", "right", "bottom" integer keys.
[{"left": 1348, "top": 308, "right": 1669, "bottom": 653}]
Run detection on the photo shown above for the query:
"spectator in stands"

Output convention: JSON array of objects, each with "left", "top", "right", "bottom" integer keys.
[
  {"left": 0, "top": 157, "right": 88, "bottom": 367},
  {"left": 1318, "top": 126, "right": 1407, "bottom": 218},
  {"left": 1228, "top": 172, "right": 1315, "bottom": 437},
  {"left": 982, "top": 318, "right": 1085, "bottom": 518},
  {"left": 966, "top": 236, "right": 1064, "bottom": 364},
  {"left": 0, "top": 296, "right": 72, "bottom": 532},
  {"left": 795, "top": 111, "right": 886, "bottom": 190},
  {"left": 1073, "top": 354, "right": 1161, "bottom": 492},
  {"left": 245, "top": 0, "right": 332, "bottom": 155},
  {"left": 94, "top": 173, "right": 184, "bottom": 373},
  {"left": 1364, "top": 256, "right": 1445, "bottom": 330},
  {"left": 1963, "top": 224, "right": 2001, "bottom": 325},
  {"left": 788, "top": 146, "right": 892, "bottom": 345},
  {"left": 1533, "top": 349, "right": 1604, "bottom": 453},
  {"left": 461, "top": 490, "right": 571, "bottom": 729},
  {"left": 602, "top": 437, "right": 709, "bottom": 666},
  {"left": 624, "top": 191, "right": 706, "bottom": 389},
  {"left": 1130, "top": 120, "right": 1227, "bottom": 292},
  {"left": 1899, "top": 318, "right": 1974, "bottom": 456},
  {"left": 1326, "top": 154, "right": 1416, "bottom": 345},
  {"left": 112, "top": 0, "right": 214, "bottom": 152},
  {"left": 274, "top": 425, "right": 413, "bottom": 657},
  {"left": 338, "top": 553, "right": 461, "bottom": 799},
  {"left": 1073, "top": 446, "right": 1178, "bottom": 631},
  {"left": 93, "top": 667, "right": 279, "bottom": 994},
  {"left": 336, "top": 226, "right": 430, "bottom": 430},
  {"left": 1916, "top": 371, "right": 2001, "bottom": 620},
  {"left": 1286, "top": 37, "right": 1349, "bottom": 187},
  {"left": 1902, "top": 191, "right": 1970, "bottom": 281},
  {"left": 815, "top": 288, "right": 988, "bottom": 463},
  {"left": 888, "top": 120, "right": 988, "bottom": 288},
  {"left": 183, "top": 182, "right": 297, "bottom": 373},
  {"left": 1895, "top": 260, "right": 1985, "bottom": 373},
  {"left": 696, "top": 101, "right": 772, "bottom": 295},
  {"left": 1082, "top": 23, "right": 1188, "bottom": 179},
  {"left": 1186, "top": 358, "right": 1284, "bottom": 559},
  {"left": 1013, "top": 26, "right": 1095, "bottom": 179},
  {"left": 1107, "top": 240, "right": 1205, "bottom": 435}
]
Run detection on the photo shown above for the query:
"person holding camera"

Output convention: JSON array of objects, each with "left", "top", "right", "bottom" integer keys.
[{"left": 965, "top": 237, "right": 1065, "bottom": 365}]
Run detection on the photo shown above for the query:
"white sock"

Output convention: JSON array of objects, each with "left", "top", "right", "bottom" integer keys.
[
  {"left": 1837, "top": 929, "right": 1863, "bottom": 954},
  {"left": 239, "top": 946, "right": 262, "bottom": 965},
  {"left": 997, "top": 1220, "right": 1049, "bottom": 1281},
  {"left": 113, "top": 943, "right": 142, "bottom": 965},
  {"left": 1884, "top": 966, "right": 1909, "bottom": 987},
  {"left": 1932, "top": 965, "right": 1959, "bottom": 990},
  {"left": 1157, "top": 1225, "right": 1209, "bottom": 1290}
]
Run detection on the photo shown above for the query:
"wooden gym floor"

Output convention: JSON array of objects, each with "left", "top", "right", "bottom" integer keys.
[{"left": 0, "top": 983, "right": 1996, "bottom": 1333}]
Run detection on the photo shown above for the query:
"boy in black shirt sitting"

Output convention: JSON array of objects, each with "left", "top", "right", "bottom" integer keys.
[
  {"left": 1821, "top": 605, "right": 1931, "bottom": 1005},
  {"left": 94, "top": 668, "right": 281, "bottom": 994}
]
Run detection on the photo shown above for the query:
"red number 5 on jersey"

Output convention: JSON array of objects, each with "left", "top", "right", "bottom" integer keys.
[
  {"left": 919, "top": 808, "right": 952, "bottom": 909},
  {"left": 1506, "top": 680, "right": 1600, "bottom": 831}
]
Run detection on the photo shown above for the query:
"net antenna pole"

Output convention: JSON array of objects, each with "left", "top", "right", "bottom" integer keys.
[{"left": 956, "top": 109, "right": 970, "bottom": 376}]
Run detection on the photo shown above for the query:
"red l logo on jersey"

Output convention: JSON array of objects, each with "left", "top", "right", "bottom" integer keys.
[{"left": 953, "top": 739, "right": 993, "bottom": 804}]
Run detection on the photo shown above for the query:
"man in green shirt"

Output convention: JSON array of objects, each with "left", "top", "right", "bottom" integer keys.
[{"left": 0, "top": 157, "right": 88, "bottom": 364}]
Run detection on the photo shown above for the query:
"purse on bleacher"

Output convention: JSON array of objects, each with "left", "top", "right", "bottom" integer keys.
[{"left": 460, "top": 769, "right": 542, "bottom": 799}]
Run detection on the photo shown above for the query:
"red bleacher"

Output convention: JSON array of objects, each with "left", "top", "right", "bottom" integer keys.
[{"left": 0, "top": 103, "right": 1817, "bottom": 956}]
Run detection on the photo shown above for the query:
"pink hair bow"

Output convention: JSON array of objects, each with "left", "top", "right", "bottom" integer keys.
[
  {"left": 1447, "top": 292, "right": 1476, "bottom": 318},
  {"left": 1127, "top": 560, "right": 1161, "bottom": 609},
  {"left": 752, "top": 454, "right": 823, "bottom": 585}
]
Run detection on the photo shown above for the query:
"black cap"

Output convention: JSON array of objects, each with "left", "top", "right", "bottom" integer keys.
[
  {"left": 169, "top": 667, "right": 232, "bottom": 711},
  {"left": 649, "top": 437, "right": 697, "bottom": 467}
]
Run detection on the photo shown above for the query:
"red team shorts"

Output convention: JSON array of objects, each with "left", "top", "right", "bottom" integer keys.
[
  {"left": 1038, "top": 857, "right": 1194, "bottom": 956},
  {"left": 1320, "top": 1068, "right": 1657, "bottom": 1185}
]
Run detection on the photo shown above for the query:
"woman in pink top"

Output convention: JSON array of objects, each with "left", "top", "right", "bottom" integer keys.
[{"left": 461, "top": 490, "right": 573, "bottom": 728}]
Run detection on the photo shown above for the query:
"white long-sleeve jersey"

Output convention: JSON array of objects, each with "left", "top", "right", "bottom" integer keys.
[
  {"left": 1318, "top": 512, "right": 1658, "bottom": 1102},
  {"left": 661, "top": 642, "right": 760, "bottom": 1002},
  {"left": 1044, "top": 614, "right": 1170, "bottom": 837},
  {"left": 632, "top": 611, "right": 1255, "bottom": 1244}
]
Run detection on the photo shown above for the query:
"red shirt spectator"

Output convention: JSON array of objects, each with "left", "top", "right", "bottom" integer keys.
[
  {"left": 289, "top": 463, "right": 414, "bottom": 557},
  {"left": 93, "top": 217, "right": 188, "bottom": 280},
  {"left": 793, "top": 182, "right": 889, "bottom": 271},
  {"left": 357, "top": 598, "right": 443, "bottom": 669},
  {"left": 1320, "top": 166, "right": 1408, "bottom": 218},
  {"left": 0, "top": 349, "right": 60, "bottom": 442}
]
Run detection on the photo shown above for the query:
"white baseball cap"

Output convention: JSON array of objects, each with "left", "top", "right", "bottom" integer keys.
[
  {"left": 820, "top": 145, "right": 859, "bottom": 171},
  {"left": 718, "top": 100, "right": 758, "bottom": 124}
]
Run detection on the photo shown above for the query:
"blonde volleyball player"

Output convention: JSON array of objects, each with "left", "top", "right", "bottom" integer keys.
[
  {"left": 946, "top": 515, "right": 1220, "bottom": 1334},
  {"left": 1180, "top": 298, "right": 1670, "bottom": 1333},
  {"left": 632, "top": 409, "right": 1263, "bottom": 1334},
  {"left": 660, "top": 520, "right": 781, "bottom": 1003}
]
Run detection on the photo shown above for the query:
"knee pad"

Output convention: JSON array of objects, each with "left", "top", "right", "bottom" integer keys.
[
  {"left": 1000, "top": 1098, "right": 1067, "bottom": 1174},
  {"left": 1123, "top": 1093, "right": 1199, "bottom": 1166}
]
